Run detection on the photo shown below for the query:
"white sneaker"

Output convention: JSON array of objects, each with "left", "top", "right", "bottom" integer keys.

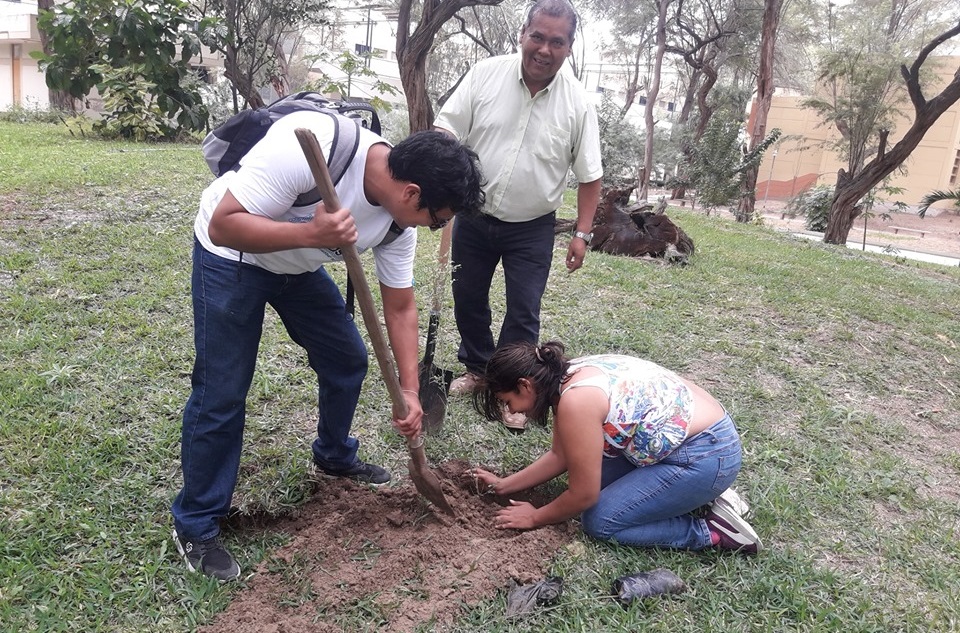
[
  {"left": 449, "top": 372, "right": 480, "bottom": 396},
  {"left": 712, "top": 487, "right": 750, "bottom": 518}
]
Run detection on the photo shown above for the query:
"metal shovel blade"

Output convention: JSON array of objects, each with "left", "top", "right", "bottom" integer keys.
[
  {"left": 408, "top": 436, "right": 453, "bottom": 514},
  {"left": 418, "top": 311, "right": 453, "bottom": 434}
]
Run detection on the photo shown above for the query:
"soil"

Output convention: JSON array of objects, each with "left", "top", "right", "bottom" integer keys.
[{"left": 200, "top": 460, "right": 575, "bottom": 633}]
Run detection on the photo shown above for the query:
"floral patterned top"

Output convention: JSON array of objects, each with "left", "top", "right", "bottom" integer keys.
[{"left": 562, "top": 355, "right": 693, "bottom": 466}]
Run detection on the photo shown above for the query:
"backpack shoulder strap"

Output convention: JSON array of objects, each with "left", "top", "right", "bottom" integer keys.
[{"left": 293, "top": 111, "right": 361, "bottom": 207}]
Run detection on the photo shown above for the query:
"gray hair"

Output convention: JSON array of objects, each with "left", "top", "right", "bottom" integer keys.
[{"left": 524, "top": 0, "right": 579, "bottom": 42}]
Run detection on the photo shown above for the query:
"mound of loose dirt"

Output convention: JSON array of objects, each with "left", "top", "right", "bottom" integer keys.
[{"left": 200, "top": 460, "right": 575, "bottom": 633}]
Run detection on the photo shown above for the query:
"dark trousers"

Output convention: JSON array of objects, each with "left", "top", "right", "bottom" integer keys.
[
  {"left": 172, "top": 240, "right": 368, "bottom": 540},
  {"left": 451, "top": 212, "right": 556, "bottom": 375}
]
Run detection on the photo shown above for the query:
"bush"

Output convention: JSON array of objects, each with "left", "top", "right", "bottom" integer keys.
[
  {"left": 0, "top": 101, "right": 65, "bottom": 124},
  {"left": 786, "top": 184, "right": 833, "bottom": 232}
]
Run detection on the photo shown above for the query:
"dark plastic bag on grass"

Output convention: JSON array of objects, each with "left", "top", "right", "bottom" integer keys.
[
  {"left": 505, "top": 576, "right": 563, "bottom": 618},
  {"left": 612, "top": 568, "right": 686, "bottom": 606}
]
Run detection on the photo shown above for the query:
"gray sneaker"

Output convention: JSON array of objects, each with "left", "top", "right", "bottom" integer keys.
[{"left": 172, "top": 528, "right": 240, "bottom": 581}]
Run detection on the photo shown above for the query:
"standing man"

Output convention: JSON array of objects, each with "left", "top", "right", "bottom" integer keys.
[
  {"left": 172, "top": 112, "right": 484, "bottom": 581},
  {"left": 434, "top": 0, "right": 602, "bottom": 430}
]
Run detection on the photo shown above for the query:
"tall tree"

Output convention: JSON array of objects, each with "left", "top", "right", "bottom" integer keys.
[
  {"left": 800, "top": 0, "right": 959, "bottom": 243},
  {"left": 638, "top": 0, "right": 673, "bottom": 201},
  {"left": 428, "top": 0, "right": 525, "bottom": 109},
  {"left": 666, "top": 0, "right": 742, "bottom": 199},
  {"left": 822, "top": 20, "right": 960, "bottom": 243},
  {"left": 585, "top": 0, "right": 659, "bottom": 116},
  {"left": 736, "top": 0, "right": 785, "bottom": 222},
  {"left": 196, "top": 0, "right": 329, "bottom": 110},
  {"left": 396, "top": 0, "right": 505, "bottom": 132},
  {"left": 35, "top": 0, "right": 76, "bottom": 112}
]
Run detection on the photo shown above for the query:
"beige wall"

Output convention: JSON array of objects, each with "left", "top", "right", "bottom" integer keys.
[{"left": 755, "top": 56, "right": 960, "bottom": 211}]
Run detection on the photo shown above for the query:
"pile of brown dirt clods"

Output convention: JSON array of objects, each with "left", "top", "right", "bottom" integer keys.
[{"left": 200, "top": 460, "right": 575, "bottom": 633}]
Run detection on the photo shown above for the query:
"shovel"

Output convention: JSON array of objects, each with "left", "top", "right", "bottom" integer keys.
[
  {"left": 418, "top": 221, "right": 454, "bottom": 434},
  {"left": 295, "top": 127, "right": 454, "bottom": 515}
]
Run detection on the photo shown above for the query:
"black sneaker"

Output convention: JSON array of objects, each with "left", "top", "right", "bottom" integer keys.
[
  {"left": 172, "top": 528, "right": 241, "bottom": 581},
  {"left": 314, "top": 458, "right": 391, "bottom": 485}
]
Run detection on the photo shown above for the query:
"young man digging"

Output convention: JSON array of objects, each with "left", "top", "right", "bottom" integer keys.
[{"left": 172, "top": 112, "right": 484, "bottom": 581}]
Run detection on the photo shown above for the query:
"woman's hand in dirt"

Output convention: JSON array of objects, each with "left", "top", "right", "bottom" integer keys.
[
  {"left": 495, "top": 500, "right": 537, "bottom": 530},
  {"left": 471, "top": 468, "right": 501, "bottom": 494}
]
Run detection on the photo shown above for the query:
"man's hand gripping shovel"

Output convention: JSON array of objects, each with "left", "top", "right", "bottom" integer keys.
[{"left": 295, "top": 128, "right": 454, "bottom": 515}]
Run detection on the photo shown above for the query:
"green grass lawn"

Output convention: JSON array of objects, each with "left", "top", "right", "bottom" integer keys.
[{"left": 2, "top": 121, "right": 959, "bottom": 632}]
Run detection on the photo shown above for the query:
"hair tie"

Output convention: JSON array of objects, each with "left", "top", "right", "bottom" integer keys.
[{"left": 534, "top": 347, "right": 544, "bottom": 362}]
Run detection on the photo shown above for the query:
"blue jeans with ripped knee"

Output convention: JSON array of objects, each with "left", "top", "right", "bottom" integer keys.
[{"left": 580, "top": 413, "right": 742, "bottom": 550}]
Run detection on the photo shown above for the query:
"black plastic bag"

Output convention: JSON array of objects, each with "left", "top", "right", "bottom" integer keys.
[
  {"left": 505, "top": 576, "right": 564, "bottom": 618},
  {"left": 612, "top": 568, "right": 686, "bottom": 606}
]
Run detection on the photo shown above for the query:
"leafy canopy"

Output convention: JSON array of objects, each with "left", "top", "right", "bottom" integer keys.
[{"left": 34, "top": 0, "right": 211, "bottom": 138}]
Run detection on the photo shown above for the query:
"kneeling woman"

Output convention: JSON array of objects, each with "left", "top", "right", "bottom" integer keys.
[{"left": 471, "top": 341, "right": 762, "bottom": 554}]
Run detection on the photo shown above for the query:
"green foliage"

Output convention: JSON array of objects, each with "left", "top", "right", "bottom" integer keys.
[
  {"left": 680, "top": 87, "right": 781, "bottom": 210},
  {"left": 34, "top": 0, "right": 210, "bottom": 137},
  {"left": 89, "top": 64, "right": 166, "bottom": 141},
  {"left": 786, "top": 184, "right": 834, "bottom": 231},
  {"left": 596, "top": 93, "right": 644, "bottom": 189},
  {"left": 0, "top": 101, "right": 64, "bottom": 124},
  {"left": 918, "top": 188, "right": 960, "bottom": 218},
  {"left": 302, "top": 50, "right": 399, "bottom": 115},
  {"left": 197, "top": 0, "right": 330, "bottom": 107}
]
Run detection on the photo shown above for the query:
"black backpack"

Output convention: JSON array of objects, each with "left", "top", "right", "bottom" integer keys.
[{"left": 201, "top": 92, "right": 382, "bottom": 207}]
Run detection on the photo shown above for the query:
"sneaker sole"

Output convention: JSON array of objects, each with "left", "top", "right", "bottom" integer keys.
[
  {"left": 708, "top": 504, "right": 763, "bottom": 552},
  {"left": 713, "top": 487, "right": 750, "bottom": 518}
]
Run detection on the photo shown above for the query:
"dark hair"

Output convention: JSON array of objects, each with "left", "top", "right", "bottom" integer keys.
[
  {"left": 388, "top": 130, "right": 485, "bottom": 219},
  {"left": 524, "top": 0, "right": 578, "bottom": 42},
  {"left": 473, "top": 341, "right": 571, "bottom": 424}
]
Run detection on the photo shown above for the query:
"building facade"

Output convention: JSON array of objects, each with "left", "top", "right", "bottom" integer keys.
[
  {"left": 0, "top": 0, "right": 48, "bottom": 110},
  {"left": 752, "top": 56, "right": 960, "bottom": 211}
]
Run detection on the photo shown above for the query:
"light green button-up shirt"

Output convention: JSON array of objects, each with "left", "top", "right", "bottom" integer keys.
[{"left": 435, "top": 54, "right": 603, "bottom": 223}]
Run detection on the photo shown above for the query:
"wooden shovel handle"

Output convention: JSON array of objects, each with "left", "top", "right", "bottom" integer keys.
[{"left": 295, "top": 128, "right": 408, "bottom": 418}]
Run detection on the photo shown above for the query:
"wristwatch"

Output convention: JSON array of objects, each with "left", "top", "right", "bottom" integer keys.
[{"left": 573, "top": 230, "right": 594, "bottom": 245}]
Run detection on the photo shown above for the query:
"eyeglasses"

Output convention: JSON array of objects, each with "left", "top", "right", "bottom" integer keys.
[{"left": 428, "top": 209, "right": 450, "bottom": 231}]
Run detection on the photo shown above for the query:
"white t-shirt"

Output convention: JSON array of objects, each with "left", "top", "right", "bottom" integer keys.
[{"left": 194, "top": 110, "right": 416, "bottom": 288}]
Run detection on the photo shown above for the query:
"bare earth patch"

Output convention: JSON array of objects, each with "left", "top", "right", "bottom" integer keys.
[{"left": 200, "top": 460, "right": 574, "bottom": 633}]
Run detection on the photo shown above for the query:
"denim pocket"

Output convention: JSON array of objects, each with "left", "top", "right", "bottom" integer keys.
[{"left": 710, "top": 453, "right": 741, "bottom": 496}]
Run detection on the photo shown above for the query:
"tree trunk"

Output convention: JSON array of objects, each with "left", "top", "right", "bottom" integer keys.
[
  {"left": 396, "top": 0, "right": 503, "bottom": 133},
  {"left": 823, "top": 22, "right": 960, "bottom": 244},
  {"left": 736, "top": 0, "right": 782, "bottom": 223},
  {"left": 36, "top": 0, "right": 76, "bottom": 112},
  {"left": 640, "top": 0, "right": 671, "bottom": 202}
]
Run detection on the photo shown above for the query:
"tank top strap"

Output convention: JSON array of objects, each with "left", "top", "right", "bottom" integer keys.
[{"left": 560, "top": 374, "right": 611, "bottom": 397}]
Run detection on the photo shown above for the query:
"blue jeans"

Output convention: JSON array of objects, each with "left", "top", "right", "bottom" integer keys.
[
  {"left": 580, "top": 413, "right": 742, "bottom": 550},
  {"left": 451, "top": 212, "right": 556, "bottom": 374},
  {"left": 172, "top": 241, "right": 368, "bottom": 541}
]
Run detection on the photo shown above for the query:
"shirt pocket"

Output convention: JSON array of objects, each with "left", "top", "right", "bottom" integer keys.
[{"left": 533, "top": 123, "right": 570, "bottom": 163}]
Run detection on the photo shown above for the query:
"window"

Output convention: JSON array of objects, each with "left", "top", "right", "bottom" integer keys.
[{"left": 950, "top": 149, "right": 960, "bottom": 186}]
